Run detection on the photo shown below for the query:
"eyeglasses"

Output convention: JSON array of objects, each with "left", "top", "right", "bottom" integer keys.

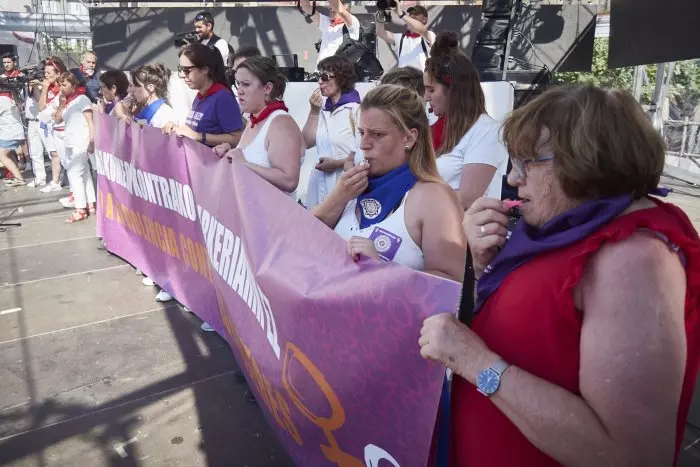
[
  {"left": 318, "top": 72, "right": 335, "bottom": 82},
  {"left": 510, "top": 155, "right": 554, "bottom": 179},
  {"left": 177, "top": 65, "right": 201, "bottom": 77}
]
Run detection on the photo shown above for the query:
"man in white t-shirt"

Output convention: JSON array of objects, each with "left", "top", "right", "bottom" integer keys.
[
  {"left": 193, "top": 11, "right": 231, "bottom": 66},
  {"left": 376, "top": 3, "right": 435, "bottom": 71},
  {"left": 298, "top": 0, "right": 361, "bottom": 65}
]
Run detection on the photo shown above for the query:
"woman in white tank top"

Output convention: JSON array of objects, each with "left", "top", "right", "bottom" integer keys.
[
  {"left": 214, "top": 56, "right": 303, "bottom": 199},
  {"left": 312, "top": 84, "right": 466, "bottom": 282}
]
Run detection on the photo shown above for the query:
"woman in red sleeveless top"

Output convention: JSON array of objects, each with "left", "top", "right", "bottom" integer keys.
[{"left": 419, "top": 85, "right": 700, "bottom": 466}]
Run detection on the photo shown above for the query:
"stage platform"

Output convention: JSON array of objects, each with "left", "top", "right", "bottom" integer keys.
[{"left": 0, "top": 175, "right": 698, "bottom": 466}]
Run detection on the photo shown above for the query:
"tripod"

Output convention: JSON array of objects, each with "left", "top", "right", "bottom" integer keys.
[{"left": 0, "top": 190, "right": 22, "bottom": 232}]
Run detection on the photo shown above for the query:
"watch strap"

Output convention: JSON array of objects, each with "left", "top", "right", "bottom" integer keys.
[
  {"left": 490, "top": 358, "right": 510, "bottom": 376},
  {"left": 399, "top": 11, "right": 406, "bottom": 18}
]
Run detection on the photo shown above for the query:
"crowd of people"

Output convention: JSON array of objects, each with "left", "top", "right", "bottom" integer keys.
[{"left": 1, "top": 2, "right": 699, "bottom": 465}]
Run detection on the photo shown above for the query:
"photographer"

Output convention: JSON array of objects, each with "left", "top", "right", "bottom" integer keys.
[
  {"left": 298, "top": 0, "right": 361, "bottom": 65},
  {"left": 193, "top": 11, "right": 231, "bottom": 66},
  {"left": 1, "top": 54, "right": 22, "bottom": 78},
  {"left": 376, "top": 3, "right": 435, "bottom": 71}
]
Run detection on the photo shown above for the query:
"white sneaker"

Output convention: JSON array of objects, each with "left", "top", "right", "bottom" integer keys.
[
  {"left": 4, "top": 178, "right": 27, "bottom": 187},
  {"left": 59, "top": 195, "right": 75, "bottom": 209},
  {"left": 156, "top": 290, "right": 173, "bottom": 302},
  {"left": 40, "top": 181, "right": 62, "bottom": 193},
  {"left": 27, "top": 179, "right": 46, "bottom": 188},
  {"left": 201, "top": 322, "right": 215, "bottom": 332},
  {"left": 142, "top": 277, "right": 155, "bottom": 286}
]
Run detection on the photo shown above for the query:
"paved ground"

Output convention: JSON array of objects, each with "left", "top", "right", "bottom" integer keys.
[
  {"left": 0, "top": 182, "right": 294, "bottom": 466},
  {"left": 0, "top": 171, "right": 698, "bottom": 466}
]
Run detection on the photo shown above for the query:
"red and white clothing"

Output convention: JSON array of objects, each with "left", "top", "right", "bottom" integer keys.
[
  {"left": 317, "top": 14, "right": 360, "bottom": 64},
  {"left": 435, "top": 114, "right": 509, "bottom": 199},
  {"left": 450, "top": 200, "right": 700, "bottom": 466},
  {"left": 393, "top": 30, "right": 436, "bottom": 70},
  {"left": 25, "top": 96, "right": 48, "bottom": 183},
  {"left": 0, "top": 95, "right": 24, "bottom": 143},
  {"left": 60, "top": 94, "right": 95, "bottom": 210},
  {"left": 240, "top": 108, "right": 300, "bottom": 200}
]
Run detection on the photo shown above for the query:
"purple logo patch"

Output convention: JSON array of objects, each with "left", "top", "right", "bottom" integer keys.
[{"left": 369, "top": 227, "right": 402, "bottom": 262}]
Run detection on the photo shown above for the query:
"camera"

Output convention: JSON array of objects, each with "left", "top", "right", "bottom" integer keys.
[
  {"left": 375, "top": 0, "right": 397, "bottom": 22},
  {"left": 21, "top": 64, "right": 44, "bottom": 82},
  {"left": 376, "top": 0, "right": 397, "bottom": 9},
  {"left": 174, "top": 31, "right": 201, "bottom": 48}
]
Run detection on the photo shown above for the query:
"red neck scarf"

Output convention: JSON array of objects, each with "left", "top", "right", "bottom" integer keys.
[
  {"left": 47, "top": 83, "right": 61, "bottom": 102},
  {"left": 330, "top": 17, "right": 344, "bottom": 27},
  {"left": 405, "top": 31, "right": 421, "bottom": 38},
  {"left": 3, "top": 69, "right": 20, "bottom": 78},
  {"left": 197, "top": 82, "right": 229, "bottom": 99},
  {"left": 250, "top": 101, "right": 288, "bottom": 128},
  {"left": 431, "top": 116, "right": 446, "bottom": 152},
  {"left": 63, "top": 91, "right": 82, "bottom": 108}
]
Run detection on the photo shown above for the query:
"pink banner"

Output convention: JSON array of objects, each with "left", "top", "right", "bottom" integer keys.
[{"left": 94, "top": 113, "right": 461, "bottom": 466}]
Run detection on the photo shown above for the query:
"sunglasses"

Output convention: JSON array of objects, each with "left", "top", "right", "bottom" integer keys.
[
  {"left": 177, "top": 65, "right": 201, "bottom": 77},
  {"left": 318, "top": 72, "right": 335, "bottom": 82}
]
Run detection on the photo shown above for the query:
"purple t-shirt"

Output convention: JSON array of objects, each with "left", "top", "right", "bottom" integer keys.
[{"left": 186, "top": 83, "right": 243, "bottom": 136}]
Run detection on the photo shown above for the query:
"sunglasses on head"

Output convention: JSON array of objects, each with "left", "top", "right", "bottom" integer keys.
[{"left": 318, "top": 72, "right": 335, "bottom": 82}]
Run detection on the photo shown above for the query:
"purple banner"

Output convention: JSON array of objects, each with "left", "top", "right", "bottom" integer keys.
[{"left": 94, "top": 113, "right": 462, "bottom": 467}]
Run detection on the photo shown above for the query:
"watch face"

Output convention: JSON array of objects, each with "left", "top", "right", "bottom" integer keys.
[{"left": 477, "top": 368, "right": 500, "bottom": 395}]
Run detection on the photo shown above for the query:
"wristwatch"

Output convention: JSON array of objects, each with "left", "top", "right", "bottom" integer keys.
[
  {"left": 476, "top": 358, "right": 510, "bottom": 397},
  {"left": 399, "top": 11, "right": 406, "bottom": 18}
]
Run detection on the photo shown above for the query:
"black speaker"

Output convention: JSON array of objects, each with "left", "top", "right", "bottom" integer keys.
[
  {"left": 481, "top": 0, "right": 516, "bottom": 16},
  {"left": 472, "top": 45, "right": 503, "bottom": 69},
  {"left": 279, "top": 67, "right": 306, "bottom": 82},
  {"left": 272, "top": 53, "right": 306, "bottom": 82},
  {"left": 475, "top": 18, "right": 511, "bottom": 45},
  {"left": 0, "top": 44, "right": 18, "bottom": 59}
]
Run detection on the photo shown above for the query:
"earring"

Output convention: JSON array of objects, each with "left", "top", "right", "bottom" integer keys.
[{"left": 404, "top": 145, "right": 411, "bottom": 151}]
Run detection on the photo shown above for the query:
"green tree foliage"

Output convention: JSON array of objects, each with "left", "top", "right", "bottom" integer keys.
[{"left": 553, "top": 38, "right": 700, "bottom": 116}]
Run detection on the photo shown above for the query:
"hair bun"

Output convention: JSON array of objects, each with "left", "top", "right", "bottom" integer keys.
[{"left": 431, "top": 31, "right": 459, "bottom": 56}]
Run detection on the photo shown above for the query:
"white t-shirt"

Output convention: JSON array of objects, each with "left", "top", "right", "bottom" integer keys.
[
  {"left": 25, "top": 95, "right": 39, "bottom": 119},
  {"left": 0, "top": 96, "right": 25, "bottom": 142},
  {"left": 142, "top": 102, "right": 177, "bottom": 129},
  {"left": 62, "top": 94, "right": 92, "bottom": 149},
  {"left": 393, "top": 31, "right": 436, "bottom": 71},
  {"left": 201, "top": 37, "right": 230, "bottom": 66},
  {"left": 436, "top": 114, "right": 509, "bottom": 200},
  {"left": 317, "top": 14, "right": 361, "bottom": 65}
]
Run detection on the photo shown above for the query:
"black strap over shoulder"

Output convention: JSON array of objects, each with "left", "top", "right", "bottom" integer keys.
[
  {"left": 296, "top": 0, "right": 317, "bottom": 23},
  {"left": 457, "top": 248, "right": 476, "bottom": 327},
  {"left": 399, "top": 33, "right": 428, "bottom": 57}
]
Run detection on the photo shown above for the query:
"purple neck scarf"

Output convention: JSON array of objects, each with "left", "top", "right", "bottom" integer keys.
[
  {"left": 475, "top": 189, "right": 669, "bottom": 312},
  {"left": 324, "top": 89, "right": 361, "bottom": 113}
]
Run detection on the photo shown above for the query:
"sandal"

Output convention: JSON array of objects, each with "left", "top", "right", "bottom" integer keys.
[
  {"left": 65, "top": 209, "right": 88, "bottom": 224},
  {"left": 88, "top": 203, "right": 96, "bottom": 215}
]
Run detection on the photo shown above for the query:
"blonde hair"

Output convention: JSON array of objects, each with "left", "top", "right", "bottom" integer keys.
[
  {"left": 361, "top": 84, "right": 442, "bottom": 184},
  {"left": 502, "top": 84, "right": 665, "bottom": 199}
]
